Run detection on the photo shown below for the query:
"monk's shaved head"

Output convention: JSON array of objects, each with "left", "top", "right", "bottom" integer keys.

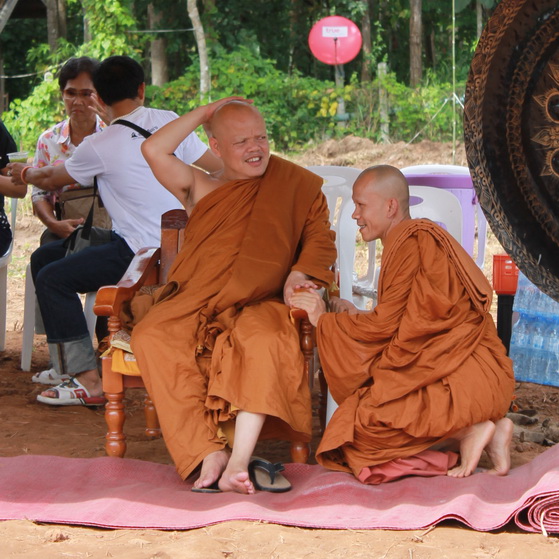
[
  {"left": 351, "top": 165, "right": 411, "bottom": 243},
  {"left": 207, "top": 100, "right": 270, "bottom": 181},
  {"left": 210, "top": 101, "right": 265, "bottom": 139},
  {"left": 355, "top": 165, "right": 410, "bottom": 214}
]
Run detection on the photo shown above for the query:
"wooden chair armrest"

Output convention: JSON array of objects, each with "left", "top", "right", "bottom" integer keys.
[{"left": 94, "top": 247, "right": 161, "bottom": 317}]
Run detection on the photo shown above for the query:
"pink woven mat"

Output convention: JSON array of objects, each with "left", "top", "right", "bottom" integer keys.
[{"left": 1, "top": 444, "right": 559, "bottom": 533}]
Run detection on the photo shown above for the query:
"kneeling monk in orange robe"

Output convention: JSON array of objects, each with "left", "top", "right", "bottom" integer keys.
[
  {"left": 131, "top": 99, "right": 336, "bottom": 494},
  {"left": 290, "top": 165, "right": 515, "bottom": 484}
]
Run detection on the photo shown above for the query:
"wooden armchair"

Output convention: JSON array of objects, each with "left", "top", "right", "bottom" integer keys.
[{"left": 94, "top": 209, "right": 316, "bottom": 463}]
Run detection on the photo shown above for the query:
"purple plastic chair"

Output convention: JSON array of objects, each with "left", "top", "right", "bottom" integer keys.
[{"left": 401, "top": 165, "right": 487, "bottom": 268}]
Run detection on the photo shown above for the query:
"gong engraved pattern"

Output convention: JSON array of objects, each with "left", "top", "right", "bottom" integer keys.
[{"left": 464, "top": 0, "right": 559, "bottom": 301}]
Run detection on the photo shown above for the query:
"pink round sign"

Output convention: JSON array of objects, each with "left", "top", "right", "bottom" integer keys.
[{"left": 308, "top": 16, "right": 363, "bottom": 65}]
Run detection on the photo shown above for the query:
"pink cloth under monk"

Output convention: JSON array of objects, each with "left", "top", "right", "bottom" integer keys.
[{"left": 358, "top": 450, "right": 460, "bottom": 485}]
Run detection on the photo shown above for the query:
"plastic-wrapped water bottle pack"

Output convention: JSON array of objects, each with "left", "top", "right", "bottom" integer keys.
[{"left": 509, "top": 273, "right": 559, "bottom": 386}]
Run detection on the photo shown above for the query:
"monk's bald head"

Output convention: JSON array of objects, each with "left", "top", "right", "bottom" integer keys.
[
  {"left": 208, "top": 100, "right": 270, "bottom": 180},
  {"left": 354, "top": 165, "right": 410, "bottom": 214},
  {"left": 209, "top": 101, "right": 265, "bottom": 140},
  {"left": 351, "top": 165, "right": 411, "bottom": 243}
]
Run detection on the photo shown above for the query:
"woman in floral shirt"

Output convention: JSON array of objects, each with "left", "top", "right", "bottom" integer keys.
[{"left": 32, "top": 57, "right": 108, "bottom": 244}]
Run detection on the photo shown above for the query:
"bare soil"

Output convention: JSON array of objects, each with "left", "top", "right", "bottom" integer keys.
[{"left": 2, "top": 139, "right": 558, "bottom": 557}]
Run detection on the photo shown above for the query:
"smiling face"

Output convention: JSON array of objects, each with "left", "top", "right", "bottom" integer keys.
[
  {"left": 209, "top": 103, "right": 270, "bottom": 180},
  {"left": 351, "top": 166, "right": 411, "bottom": 243},
  {"left": 62, "top": 71, "right": 97, "bottom": 126},
  {"left": 352, "top": 180, "right": 393, "bottom": 243}
]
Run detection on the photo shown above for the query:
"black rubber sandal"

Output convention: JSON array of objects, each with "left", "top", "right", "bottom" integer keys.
[
  {"left": 248, "top": 457, "right": 292, "bottom": 493},
  {"left": 191, "top": 480, "right": 222, "bottom": 493}
]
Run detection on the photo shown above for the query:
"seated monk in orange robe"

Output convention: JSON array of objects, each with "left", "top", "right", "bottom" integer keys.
[
  {"left": 131, "top": 98, "right": 336, "bottom": 494},
  {"left": 290, "top": 165, "right": 515, "bottom": 483}
]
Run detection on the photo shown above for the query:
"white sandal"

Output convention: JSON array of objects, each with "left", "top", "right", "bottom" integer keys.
[
  {"left": 36, "top": 377, "right": 106, "bottom": 407},
  {"left": 31, "top": 368, "right": 71, "bottom": 386}
]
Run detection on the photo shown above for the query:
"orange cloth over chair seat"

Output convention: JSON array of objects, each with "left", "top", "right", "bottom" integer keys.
[{"left": 110, "top": 348, "right": 141, "bottom": 376}]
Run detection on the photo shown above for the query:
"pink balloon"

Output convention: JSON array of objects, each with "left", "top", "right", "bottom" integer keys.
[{"left": 308, "top": 16, "right": 363, "bottom": 65}]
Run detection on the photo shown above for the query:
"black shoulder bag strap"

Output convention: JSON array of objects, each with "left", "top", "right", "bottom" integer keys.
[
  {"left": 113, "top": 118, "right": 152, "bottom": 139},
  {"left": 114, "top": 118, "right": 177, "bottom": 154},
  {"left": 79, "top": 176, "right": 99, "bottom": 241}
]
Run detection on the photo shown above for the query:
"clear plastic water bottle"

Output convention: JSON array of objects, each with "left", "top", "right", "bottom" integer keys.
[
  {"left": 532, "top": 316, "right": 548, "bottom": 383},
  {"left": 544, "top": 318, "right": 559, "bottom": 386},
  {"left": 510, "top": 316, "right": 530, "bottom": 377}
]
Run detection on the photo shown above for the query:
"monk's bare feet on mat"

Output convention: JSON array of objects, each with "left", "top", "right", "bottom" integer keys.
[
  {"left": 447, "top": 421, "right": 496, "bottom": 478},
  {"left": 485, "top": 417, "right": 513, "bottom": 476},
  {"left": 219, "top": 459, "right": 255, "bottom": 494},
  {"left": 193, "top": 449, "right": 230, "bottom": 490}
]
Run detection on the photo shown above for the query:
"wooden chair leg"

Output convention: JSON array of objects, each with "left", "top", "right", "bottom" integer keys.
[
  {"left": 318, "top": 367, "right": 327, "bottom": 433},
  {"left": 290, "top": 441, "right": 310, "bottom": 464},
  {"left": 143, "top": 393, "right": 161, "bottom": 438},
  {"left": 105, "top": 391, "right": 127, "bottom": 458}
]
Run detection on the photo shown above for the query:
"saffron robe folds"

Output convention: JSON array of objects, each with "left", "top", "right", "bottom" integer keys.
[
  {"left": 131, "top": 156, "right": 336, "bottom": 480},
  {"left": 316, "top": 219, "right": 515, "bottom": 481}
]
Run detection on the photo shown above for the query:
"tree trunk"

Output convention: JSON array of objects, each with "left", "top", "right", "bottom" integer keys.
[
  {"left": 147, "top": 3, "right": 168, "bottom": 86},
  {"left": 360, "top": 0, "right": 372, "bottom": 82},
  {"left": 46, "top": 0, "right": 67, "bottom": 52},
  {"left": 187, "top": 0, "right": 210, "bottom": 98},
  {"left": 83, "top": 4, "right": 91, "bottom": 43},
  {"left": 476, "top": 0, "right": 483, "bottom": 38},
  {"left": 409, "top": 0, "right": 422, "bottom": 87}
]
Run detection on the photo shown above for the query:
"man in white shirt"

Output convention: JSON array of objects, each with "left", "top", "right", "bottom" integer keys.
[{"left": 10, "top": 55, "right": 221, "bottom": 406}]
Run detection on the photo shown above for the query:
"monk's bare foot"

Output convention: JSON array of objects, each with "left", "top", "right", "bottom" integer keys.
[
  {"left": 219, "top": 460, "right": 255, "bottom": 495},
  {"left": 192, "top": 449, "right": 230, "bottom": 490},
  {"left": 485, "top": 417, "right": 513, "bottom": 476},
  {"left": 447, "top": 421, "right": 496, "bottom": 478}
]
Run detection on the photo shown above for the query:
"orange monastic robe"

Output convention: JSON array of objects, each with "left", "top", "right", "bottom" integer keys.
[
  {"left": 316, "top": 219, "right": 514, "bottom": 481},
  {"left": 131, "top": 156, "right": 335, "bottom": 480}
]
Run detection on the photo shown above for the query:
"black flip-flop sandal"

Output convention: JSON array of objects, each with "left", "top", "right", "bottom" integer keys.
[
  {"left": 191, "top": 481, "right": 222, "bottom": 493},
  {"left": 248, "top": 457, "right": 292, "bottom": 493}
]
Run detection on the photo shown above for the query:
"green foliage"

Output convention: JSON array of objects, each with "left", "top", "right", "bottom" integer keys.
[
  {"left": 345, "top": 70, "right": 464, "bottom": 143},
  {"left": 2, "top": 79, "right": 63, "bottom": 152},
  {"left": 146, "top": 46, "right": 343, "bottom": 150},
  {"left": 2, "top": 0, "right": 477, "bottom": 153},
  {"left": 2, "top": 0, "right": 142, "bottom": 152},
  {"left": 73, "top": 0, "right": 140, "bottom": 59}
]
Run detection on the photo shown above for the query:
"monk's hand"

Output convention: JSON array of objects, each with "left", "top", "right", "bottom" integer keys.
[
  {"left": 203, "top": 96, "right": 253, "bottom": 136},
  {"left": 329, "top": 296, "right": 359, "bottom": 314},
  {"left": 289, "top": 289, "right": 325, "bottom": 327},
  {"left": 283, "top": 270, "right": 318, "bottom": 304}
]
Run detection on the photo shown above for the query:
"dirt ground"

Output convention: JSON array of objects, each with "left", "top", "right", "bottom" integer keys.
[{"left": 2, "top": 139, "right": 559, "bottom": 557}]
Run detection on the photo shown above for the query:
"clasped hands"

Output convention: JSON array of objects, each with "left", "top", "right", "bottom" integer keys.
[{"left": 284, "top": 270, "right": 357, "bottom": 326}]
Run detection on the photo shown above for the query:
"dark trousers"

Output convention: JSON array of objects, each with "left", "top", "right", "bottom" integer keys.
[{"left": 30, "top": 233, "right": 134, "bottom": 374}]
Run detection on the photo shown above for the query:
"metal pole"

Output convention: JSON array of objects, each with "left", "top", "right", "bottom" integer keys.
[{"left": 452, "top": 0, "right": 456, "bottom": 164}]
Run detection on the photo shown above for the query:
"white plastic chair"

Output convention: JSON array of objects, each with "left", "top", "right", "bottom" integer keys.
[
  {"left": 401, "top": 164, "right": 486, "bottom": 268},
  {"left": 408, "top": 185, "right": 463, "bottom": 241},
  {"left": 306, "top": 166, "right": 362, "bottom": 302},
  {"left": 20, "top": 261, "right": 97, "bottom": 371},
  {"left": 0, "top": 198, "right": 17, "bottom": 351}
]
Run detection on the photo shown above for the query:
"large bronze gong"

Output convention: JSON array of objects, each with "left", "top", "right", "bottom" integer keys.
[{"left": 464, "top": 0, "right": 559, "bottom": 301}]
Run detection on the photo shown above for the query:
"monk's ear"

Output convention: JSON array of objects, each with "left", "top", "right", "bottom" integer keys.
[
  {"left": 387, "top": 197, "right": 398, "bottom": 218},
  {"left": 209, "top": 137, "right": 221, "bottom": 158}
]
